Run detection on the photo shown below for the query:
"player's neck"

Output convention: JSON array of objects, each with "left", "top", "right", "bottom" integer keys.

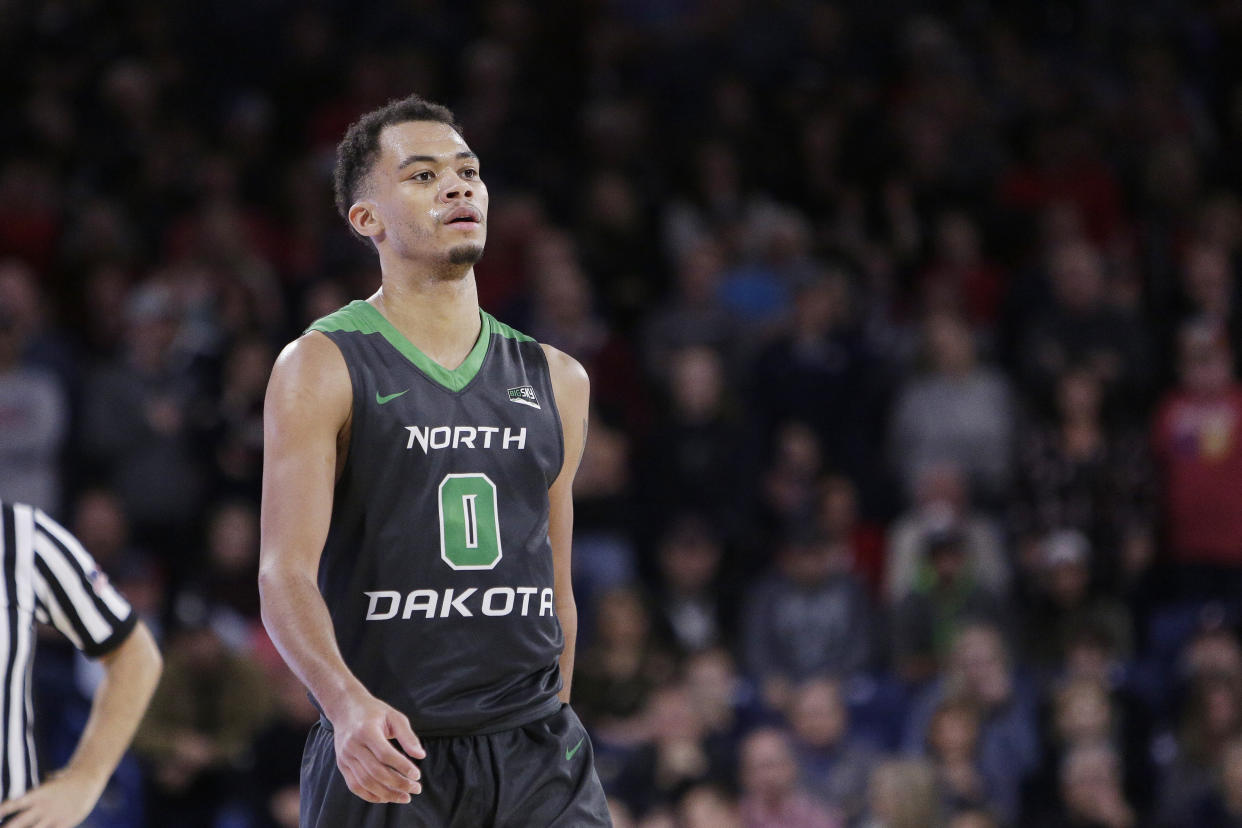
[{"left": 370, "top": 273, "right": 482, "bottom": 371}]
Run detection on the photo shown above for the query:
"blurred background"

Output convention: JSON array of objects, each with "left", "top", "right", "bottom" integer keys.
[{"left": 4, "top": 0, "right": 1242, "bottom": 826}]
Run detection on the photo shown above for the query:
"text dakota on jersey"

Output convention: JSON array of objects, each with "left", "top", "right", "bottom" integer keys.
[
  {"left": 364, "top": 587, "right": 556, "bottom": 620},
  {"left": 405, "top": 425, "right": 528, "bottom": 453}
]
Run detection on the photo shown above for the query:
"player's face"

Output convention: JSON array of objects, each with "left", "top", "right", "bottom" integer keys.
[{"left": 366, "top": 120, "right": 489, "bottom": 269}]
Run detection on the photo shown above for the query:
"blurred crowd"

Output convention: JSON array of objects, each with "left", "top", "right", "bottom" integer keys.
[{"left": 5, "top": 0, "right": 1242, "bottom": 826}]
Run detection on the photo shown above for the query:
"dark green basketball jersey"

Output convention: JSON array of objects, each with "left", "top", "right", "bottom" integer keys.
[{"left": 306, "top": 300, "right": 565, "bottom": 736}]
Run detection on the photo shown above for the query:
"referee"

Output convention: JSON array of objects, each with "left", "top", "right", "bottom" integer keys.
[{"left": 0, "top": 500, "right": 161, "bottom": 827}]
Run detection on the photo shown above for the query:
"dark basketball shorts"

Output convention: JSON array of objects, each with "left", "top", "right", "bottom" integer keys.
[{"left": 299, "top": 703, "right": 612, "bottom": 827}]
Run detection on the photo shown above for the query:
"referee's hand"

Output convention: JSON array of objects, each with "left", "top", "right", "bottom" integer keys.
[
  {"left": 0, "top": 768, "right": 104, "bottom": 828},
  {"left": 331, "top": 693, "right": 426, "bottom": 804}
]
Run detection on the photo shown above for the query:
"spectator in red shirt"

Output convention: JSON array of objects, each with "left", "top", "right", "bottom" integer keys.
[{"left": 1153, "top": 321, "right": 1242, "bottom": 601}]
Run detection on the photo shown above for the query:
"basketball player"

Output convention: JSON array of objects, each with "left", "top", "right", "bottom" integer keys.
[{"left": 258, "top": 95, "right": 610, "bottom": 826}]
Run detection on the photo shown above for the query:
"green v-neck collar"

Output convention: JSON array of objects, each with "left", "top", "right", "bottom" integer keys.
[{"left": 349, "top": 300, "right": 492, "bottom": 392}]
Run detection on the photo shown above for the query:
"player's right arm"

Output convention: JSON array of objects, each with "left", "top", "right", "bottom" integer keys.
[{"left": 259, "top": 332, "right": 425, "bottom": 804}]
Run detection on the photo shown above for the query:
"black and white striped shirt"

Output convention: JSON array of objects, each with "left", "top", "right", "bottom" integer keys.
[{"left": 0, "top": 500, "right": 135, "bottom": 802}]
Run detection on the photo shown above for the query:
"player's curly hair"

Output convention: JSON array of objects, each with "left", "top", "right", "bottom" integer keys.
[{"left": 333, "top": 94, "right": 462, "bottom": 230}]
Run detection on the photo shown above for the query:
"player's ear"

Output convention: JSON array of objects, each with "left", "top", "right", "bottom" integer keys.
[{"left": 349, "top": 201, "right": 384, "bottom": 239}]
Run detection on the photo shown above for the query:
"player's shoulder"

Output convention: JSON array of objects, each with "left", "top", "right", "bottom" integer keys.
[
  {"left": 538, "top": 345, "right": 589, "bottom": 423},
  {"left": 267, "top": 328, "right": 352, "bottom": 419},
  {"left": 538, "top": 343, "right": 589, "bottom": 392},
  {"left": 274, "top": 328, "right": 347, "bottom": 379}
]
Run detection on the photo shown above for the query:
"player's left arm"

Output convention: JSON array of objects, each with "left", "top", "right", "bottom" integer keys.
[{"left": 543, "top": 344, "right": 590, "bottom": 704}]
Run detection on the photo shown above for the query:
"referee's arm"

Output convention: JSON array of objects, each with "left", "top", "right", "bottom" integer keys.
[
  {"left": 0, "top": 507, "right": 161, "bottom": 828},
  {"left": 542, "top": 344, "right": 590, "bottom": 704},
  {"left": 0, "top": 623, "right": 163, "bottom": 828}
]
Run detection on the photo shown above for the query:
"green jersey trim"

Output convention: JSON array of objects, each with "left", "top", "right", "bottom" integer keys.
[
  {"left": 488, "top": 315, "right": 536, "bottom": 343},
  {"left": 306, "top": 300, "right": 488, "bottom": 392},
  {"left": 306, "top": 301, "right": 536, "bottom": 392}
]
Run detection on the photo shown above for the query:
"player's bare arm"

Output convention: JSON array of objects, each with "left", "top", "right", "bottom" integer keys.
[
  {"left": 259, "top": 332, "right": 425, "bottom": 804},
  {"left": 0, "top": 621, "right": 161, "bottom": 828},
  {"left": 543, "top": 344, "right": 590, "bottom": 704}
]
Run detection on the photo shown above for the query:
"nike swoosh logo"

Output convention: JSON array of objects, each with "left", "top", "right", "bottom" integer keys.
[
  {"left": 565, "top": 736, "right": 584, "bottom": 761},
  {"left": 375, "top": 390, "right": 409, "bottom": 405}
]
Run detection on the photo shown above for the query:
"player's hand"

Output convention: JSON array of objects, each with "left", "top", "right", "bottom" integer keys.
[
  {"left": 331, "top": 693, "right": 426, "bottom": 804},
  {"left": 0, "top": 769, "right": 105, "bottom": 828}
]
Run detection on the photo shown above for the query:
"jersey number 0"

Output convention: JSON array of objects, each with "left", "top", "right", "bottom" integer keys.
[{"left": 438, "top": 473, "right": 503, "bottom": 570}]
